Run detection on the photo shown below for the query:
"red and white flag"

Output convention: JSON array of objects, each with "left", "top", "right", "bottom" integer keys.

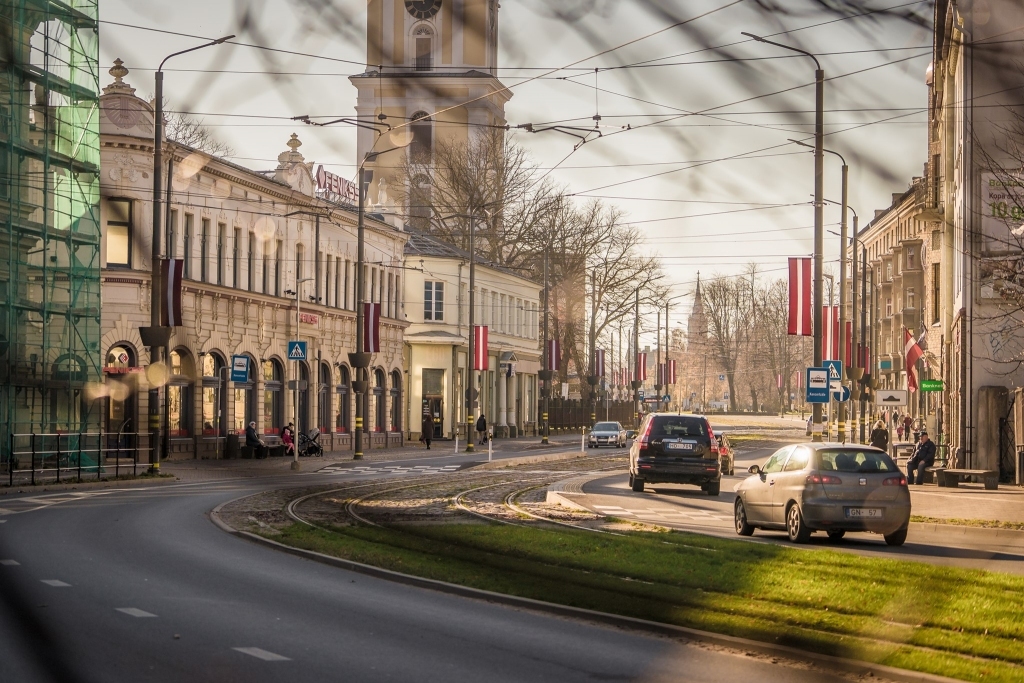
[
  {"left": 593, "top": 349, "right": 605, "bottom": 378},
  {"left": 822, "top": 305, "right": 840, "bottom": 360},
  {"left": 546, "top": 339, "right": 560, "bottom": 372},
  {"left": 363, "top": 302, "right": 381, "bottom": 352},
  {"left": 788, "top": 257, "right": 812, "bottom": 336},
  {"left": 636, "top": 352, "right": 647, "bottom": 381},
  {"left": 904, "top": 327, "right": 924, "bottom": 391},
  {"left": 473, "top": 325, "right": 488, "bottom": 370},
  {"left": 668, "top": 359, "right": 677, "bottom": 385},
  {"left": 657, "top": 363, "right": 666, "bottom": 386},
  {"left": 161, "top": 259, "right": 184, "bottom": 327}
]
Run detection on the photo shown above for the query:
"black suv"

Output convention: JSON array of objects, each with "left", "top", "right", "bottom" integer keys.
[{"left": 628, "top": 413, "right": 722, "bottom": 496}]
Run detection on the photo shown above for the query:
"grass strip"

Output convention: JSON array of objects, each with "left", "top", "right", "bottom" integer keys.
[
  {"left": 267, "top": 520, "right": 1024, "bottom": 682},
  {"left": 912, "top": 516, "right": 1024, "bottom": 532}
]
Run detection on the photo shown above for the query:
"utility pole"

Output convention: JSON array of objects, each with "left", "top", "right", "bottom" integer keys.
[
  {"left": 540, "top": 249, "right": 550, "bottom": 444},
  {"left": 632, "top": 289, "right": 640, "bottom": 429},
  {"left": 466, "top": 215, "right": 476, "bottom": 452}
]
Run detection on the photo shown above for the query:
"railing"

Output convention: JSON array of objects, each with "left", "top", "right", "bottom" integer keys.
[{"left": 4, "top": 432, "right": 152, "bottom": 487}]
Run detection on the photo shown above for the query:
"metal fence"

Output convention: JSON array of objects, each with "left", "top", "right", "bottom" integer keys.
[
  {"left": 5, "top": 432, "right": 151, "bottom": 487},
  {"left": 547, "top": 400, "right": 638, "bottom": 432}
]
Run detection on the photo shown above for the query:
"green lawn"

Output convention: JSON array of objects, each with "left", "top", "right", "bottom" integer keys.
[{"left": 269, "top": 520, "right": 1024, "bottom": 682}]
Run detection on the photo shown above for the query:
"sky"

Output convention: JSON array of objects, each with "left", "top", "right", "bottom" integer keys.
[{"left": 97, "top": 0, "right": 934, "bottom": 346}]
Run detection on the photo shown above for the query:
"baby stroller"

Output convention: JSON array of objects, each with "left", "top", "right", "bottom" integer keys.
[{"left": 298, "top": 428, "right": 323, "bottom": 457}]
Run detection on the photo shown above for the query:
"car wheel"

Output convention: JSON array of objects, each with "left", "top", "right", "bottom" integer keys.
[
  {"left": 706, "top": 481, "right": 721, "bottom": 496},
  {"left": 734, "top": 499, "right": 754, "bottom": 536},
  {"left": 786, "top": 503, "right": 812, "bottom": 543},
  {"left": 884, "top": 527, "right": 908, "bottom": 546},
  {"left": 630, "top": 475, "right": 645, "bottom": 493},
  {"left": 827, "top": 530, "right": 846, "bottom": 541}
]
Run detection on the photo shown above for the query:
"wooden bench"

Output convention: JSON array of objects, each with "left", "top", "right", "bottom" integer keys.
[{"left": 938, "top": 469, "right": 999, "bottom": 490}]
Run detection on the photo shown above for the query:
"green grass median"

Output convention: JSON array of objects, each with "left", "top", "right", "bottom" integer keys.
[{"left": 270, "top": 521, "right": 1024, "bottom": 682}]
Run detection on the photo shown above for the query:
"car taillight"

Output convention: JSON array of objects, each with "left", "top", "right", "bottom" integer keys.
[
  {"left": 637, "top": 420, "right": 654, "bottom": 452},
  {"left": 883, "top": 476, "right": 908, "bottom": 486},
  {"left": 806, "top": 473, "right": 842, "bottom": 485}
]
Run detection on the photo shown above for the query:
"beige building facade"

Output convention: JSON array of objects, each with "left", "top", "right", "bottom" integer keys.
[{"left": 98, "top": 63, "right": 408, "bottom": 459}]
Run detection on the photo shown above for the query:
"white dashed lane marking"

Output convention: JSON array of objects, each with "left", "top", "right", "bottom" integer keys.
[
  {"left": 233, "top": 647, "right": 291, "bottom": 661},
  {"left": 116, "top": 608, "right": 157, "bottom": 618},
  {"left": 40, "top": 579, "right": 71, "bottom": 587},
  {"left": 0, "top": 559, "right": 20, "bottom": 566}
]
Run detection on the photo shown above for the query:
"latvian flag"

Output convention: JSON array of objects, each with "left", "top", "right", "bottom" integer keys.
[
  {"left": 657, "top": 363, "right": 666, "bottom": 386},
  {"left": 904, "top": 327, "right": 924, "bottom": 391},
  {"left": 473, "top": 325, "right": 489, "bottom": 371},
  {"left": 546, "top": 339, "right": 560, "bottom": 372},
  {"left": 636, "top": 352, "right": 647, "bottom": 381},
  {"left": 668, "top": 359, "right": 677, "bottom": 385},
  {"left": 161, "top": 259, "right": 184, "bottom": 327},
  {"left": 788, "top": 257, "right": 812, "bottom": 336},
  {"left": 594, "top": 349, "right": 605, "bottom": 378},
  {"left": 822, "top": 305, "right": 840, "bottom": 360},
  {"left": 363, "top": 302, "right": 382, "bottom": 353}
]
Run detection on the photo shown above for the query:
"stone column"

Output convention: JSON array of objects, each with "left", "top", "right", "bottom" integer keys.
[
  {"left": 497, "top": 367, "right": 508, "bottom": 437},
  {"left": 507, "top": 373, "right": 518, "bottom": 438}
]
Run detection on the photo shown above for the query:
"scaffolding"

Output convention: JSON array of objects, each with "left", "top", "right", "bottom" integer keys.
[{"left": 1, "top": 1, "right": 102, "bottom": 466}]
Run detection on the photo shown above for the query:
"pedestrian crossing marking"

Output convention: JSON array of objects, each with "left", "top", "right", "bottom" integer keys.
[{"left": 318, "top": 464, "right": 462, "bottom": 477}]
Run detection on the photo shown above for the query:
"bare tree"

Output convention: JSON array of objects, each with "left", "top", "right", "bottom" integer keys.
[
  {"left": 702, "top": 274, "right": 752, "bottom": 411},
  {"left": 165, "top": 105, "right": 234, "bottom": 157}
]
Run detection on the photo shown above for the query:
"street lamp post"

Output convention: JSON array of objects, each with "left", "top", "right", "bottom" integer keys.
[
  {"left": 285, "top": 277, "right": 314, "bottom": 470},
  {"left": 141, "top": 35, "right": 233, "bottom": 473},
  {"left": 540, "top": 249, "right": 550, "bottom": 444},
  {"left": 465, "top": 214, "right": 477, "bottom": 453},
  {"left": 745, "top": 32, "right": 824, "bottom": 440},
  {"left": 631, "top": 288, "right": 641, "bottom": 429}
]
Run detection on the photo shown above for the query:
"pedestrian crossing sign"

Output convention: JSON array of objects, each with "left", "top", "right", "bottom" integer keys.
[
  {"left": 288, "top": 341, "right": 307, "bottom": 361},
  {"left": 823, "top": 360, "right": 843, "bottom": 386}
]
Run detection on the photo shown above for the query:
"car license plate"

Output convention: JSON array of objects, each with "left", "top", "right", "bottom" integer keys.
[
  {"left": 668, "top": 442, "right": 694, "bottom": 450},
  {"left": 845, "top": 508, "right": 883, "bottom": 519}
]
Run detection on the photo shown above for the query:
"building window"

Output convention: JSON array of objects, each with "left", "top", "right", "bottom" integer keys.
[
  {"left": 906, "top": 288, "right": 915, "bottom": 310},
  {"left": 410, "top": 112, "right": 432, "bottom": 164},
  {"left": 233, "top": 227, "right": 241, "bottom": 288},
  {"left": 275, "top": 239, "right": 282, "bottom": 296},
  {"left": 933, "top": 263, "right": 941, "bottom": 324},
  {"left": 262, "top": 359, "right": 283, "bottom": 435},
  {"left": 413, "top": 26, "right": 433, "bottom": 71},
  {"left": 261, "top": 239, "right": 270, "bottom": 294},
  {"left": 319, "top": 363, "right": 332, "bottom": 433},
  {"left": 201, "top": 353, "right": 225, "bottom": 436},
  {"left": 886, "top": 298, "right": 893, "bottom": 317},
  {"left": 424, "top": 281, "right": 444, "bottom": 320},
  {"left": 336, "top": 366, "right": 351, "bottom": 433},
  {"left": 168, "top": 349, "right": 193, "bottom": 437},
  {"left": 390, "top": 370, "right": 402, "bottom": 431},
  {"left": 373, "top": 368, "right": 386, "bottom": 431},
  {"left": 183, "top": 214, "right": 194, "bottom": 279},
  {"left": 886, "top": 263, "right": 892, "bottom": 281},
  {"left": 217, "top": 223, "right": 226, "bottom": 285},
  {"left": 906, "top": 246, "right": 916, "bottom": 270},
  {"left": 105, "top": 198, "right": 132, "bottom": 267},
  {"left": 295, "top": 243, "right": 305, "bottom": 284},
  {"left": 232, "top": 356, "right": 255, "bottom": 435},
  {"left": 168, "top": 209, "right": 178, "bottom": 259},
  {"left": 344, "top": 260, "right": 351, "bottom": 309},
  {"left": 200, "top": 218, "right": 210, "bottom": 282},
  {"left": 247, "top": 232, "right": 255, "bottom": 291}
]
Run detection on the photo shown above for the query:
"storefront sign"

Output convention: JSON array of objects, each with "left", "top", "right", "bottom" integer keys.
[
  {"left": 920, "top": 379, "right": 944, "bottom": 392},
  {"left": 315, "top": 164, "right": 360, "bottom": 206},
  {"left": 103, "top": 366, "right": 144, "bottom": 374},
  {"left": 299, "top": 312, "right": 319, "bottom": 325}
]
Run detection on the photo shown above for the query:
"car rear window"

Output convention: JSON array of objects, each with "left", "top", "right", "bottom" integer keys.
[
  {"left": 818, "top": 449, "right": 897, "bottom": 473},
  {"left": 650, "top": 416, "right": 709, "bottom": 441},
  {"left": 594, "top": 422, "right": 618, "bottom": 431}
]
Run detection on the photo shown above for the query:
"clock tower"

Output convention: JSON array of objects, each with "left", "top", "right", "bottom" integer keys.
[{"left": 350, "top": 0, "right": 510, "bottom": 224}]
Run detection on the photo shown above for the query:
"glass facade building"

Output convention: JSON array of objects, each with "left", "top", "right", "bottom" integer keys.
[{"left": 1, "top": 1, "right": 102, "bottom": 461}]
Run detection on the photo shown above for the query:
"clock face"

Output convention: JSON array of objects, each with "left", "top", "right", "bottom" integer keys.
[{"left": 405, "top": 0, "right": 441, "bottom": 20}]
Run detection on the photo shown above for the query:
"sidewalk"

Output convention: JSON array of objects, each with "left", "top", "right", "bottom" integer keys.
[{"left": 910, "top": 484, "right": 1024, "bottom": 524}]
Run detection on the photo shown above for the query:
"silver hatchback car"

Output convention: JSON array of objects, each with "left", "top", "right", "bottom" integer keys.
[{"left": 733, "top": 443, "right": 911, "bottom": 546}]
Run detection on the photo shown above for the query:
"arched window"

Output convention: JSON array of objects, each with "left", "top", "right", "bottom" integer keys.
[
  {"left": 201, "top": 352, "right": 226, "bottom": 436},
  {"left": 374, "top": 368, "right": 386, "bottom": 432},
  {"left": 298, "top": 361, "right": 311, "bottom": 435},
  {"left": 390, "top": 370, "right": 402, "bottom": 432},
  {"left": 168, "top": 349, "right": 194, "bottom": 437},
  {"left": 410, "top": 111, "right": 432, "bottom": 164},
  {"left": 336, "top": 365, "right": 351, "bottom": 433},
  {"left": 318, "top": 363, "right": 332, "bottom": 433},
  {"left": 104, "top": 345, "right": 137, "bottom": 434},
  {"left": 232, "top": 355, "right": 256, "bottom": 435},
  {"left": 262, "top": 359, "right": 283, "bottom": 435},
  {"left": 413, "top": 25, "right": 433, "bottom": 71}
]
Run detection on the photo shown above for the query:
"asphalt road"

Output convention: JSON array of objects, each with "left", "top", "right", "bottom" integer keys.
[
  {"left": 1, "top": 461, "right": 857, "bottom": 683},
  {"left": 577, "top": 442, "right": 1024, "bottom": 575}
]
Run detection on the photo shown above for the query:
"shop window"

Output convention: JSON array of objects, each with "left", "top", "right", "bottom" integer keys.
[
  {"left": 232, "top": 355, "right": 255, "bottom": 435},
  {"left": 262, "top": 359, "right": 283, "bottom": 435},
  {"left": 336, "top": 365, "right": 351, "bottom": 433},
  {"left": 319, "top": 363, "right": 332, "bottom": 433},
  {"left": 201, "top": 353, "right": 225, "bottom": 436},
  {"left": 390, "top": 370, "right": 402, "bottom": 432},
  {"left": 168, "top": 349, "right": 193, "bottom": 437}
]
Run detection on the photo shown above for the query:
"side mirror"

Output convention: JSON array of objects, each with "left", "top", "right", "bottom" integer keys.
[
  {"left": 626, "top": 430, "right": 637, "bottom": 439},
  {"left": 748, "top": 464, "right": 761, "bottom": 475}
]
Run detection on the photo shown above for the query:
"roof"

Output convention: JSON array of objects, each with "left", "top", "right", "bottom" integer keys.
[{"left": 403, "top": 228, "right": 537, "bottom": 283}]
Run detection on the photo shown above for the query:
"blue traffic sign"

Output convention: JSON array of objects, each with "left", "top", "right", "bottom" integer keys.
[
  {"left": 832, "top": 385, "right": 852, "bottom": 402},
  {"left": 806, "top": 367, "right": 829, "bottom": 404},
  {"left": 287, "top": 340, "right": 307, "bottom": 361},
  {"left": 230, "top": 355, "right": 250, "bottom": 383},
  {"left": 823, "top": 360, "right": 843, "bottom": 385}
]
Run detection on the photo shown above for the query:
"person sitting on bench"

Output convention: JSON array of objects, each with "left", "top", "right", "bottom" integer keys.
[{"left": 907, "top": 431, "right": 935, "bottom": 485}]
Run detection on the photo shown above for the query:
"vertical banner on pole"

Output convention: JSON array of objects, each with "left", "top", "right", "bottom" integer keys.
[
  {"left": 788, "top": 257, "right": 812, "bottom": 336},
  {"left": 161, "top": 259, "right": 184, "bottom": 327},
  {"left": 547, "top": 339, "right": 560, "bottom": 372},
  {"left": 636, "top": 352, "right": 647, "bottom": 381},
  {"left": 594, "top": 349, "right": 605, "bottom": 378},
  {"left": 668, "top": 359, "right": 677, "bottom": 385},
  {"left": 363, "top": 302, "right": 381, "bottom": 352},
  {"left": 821, "top": 305, "right": 840, "bottom": 360},
  {"left": 473, "top": 326, "right": 489, "bottom": 370}
]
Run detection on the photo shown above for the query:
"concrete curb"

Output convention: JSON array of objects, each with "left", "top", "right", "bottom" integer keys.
[
  {"left": 473, "top": 449, "right": 588, "bottom": 469},
  {"left": 0, "top": 474, "right": 177, "bottom": 496},
  {"left": 209, "top": 499, "right": 961, "bottom": 683},
  {"left": 909, "top": 521, "right": 1024, "bottom": 541}
]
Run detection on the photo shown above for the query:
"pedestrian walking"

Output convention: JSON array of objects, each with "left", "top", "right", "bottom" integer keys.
[
  {"left": 869, "top": 420, "right": 889, "bottom": 452},
  {"left": 907, "top": 431, "right": 936, "bottom": 485},
  {"left": 476, "top": 414, "right": 488, "bottom": 445},
  {"left": 903, "top": 415, "right": 914, "bottom": 442},
  {"left": 421, "top": 413, "right": 433, "bottom": 450}
]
